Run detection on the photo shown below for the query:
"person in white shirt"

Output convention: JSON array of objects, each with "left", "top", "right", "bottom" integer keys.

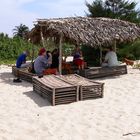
[{"left": 102, "top": 47, "right": 119, "bottom": 67}]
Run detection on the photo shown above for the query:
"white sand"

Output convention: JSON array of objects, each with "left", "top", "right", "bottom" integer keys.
[{"left": 0, "top": 65, "right": 140, "bottom": 140}]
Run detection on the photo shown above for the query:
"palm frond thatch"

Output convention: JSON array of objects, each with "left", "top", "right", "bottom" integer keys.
[{"left": 30, "top": 17, "right": 140, "bottom": 47}]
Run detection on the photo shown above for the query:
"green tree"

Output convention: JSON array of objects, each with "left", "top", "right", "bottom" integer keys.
[
  {"left": 0, "top": 32, "right": 39, "bottom": 63},
  {"left": 13, "top": 24, "right": 29, "bottom": 39},
  {"left": 86, "top": 0, "right": 140, "bottom": 23}
]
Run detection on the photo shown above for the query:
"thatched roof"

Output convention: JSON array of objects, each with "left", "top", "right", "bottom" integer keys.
[{"left": 30, "top": 17, "right": 140, "bottom": 47}]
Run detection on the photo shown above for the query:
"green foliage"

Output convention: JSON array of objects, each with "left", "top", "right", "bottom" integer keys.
[
  {"left": 13, "top": 24, "right": 29, "bottom": 39},
  {"left": 81, "top": 45, "right": 100, "bottom": 66},
  {"left": 86, "top": 0, "right": 140, "bottom": 23},
  {"left": 86, "top": 0, "right": 108, "bottom": 17},
  {"left": 0, "top": 33, "right": 39, "bottom": 64},
  {"left": 0, "top": 59, "right": 15, "bottom": 65},
  {"left": 62, "top": 43, "right": 74, "bottom": 56},
  {"left": 42, "top": 39, "right": 57, "bottom": 51},
  {"left": 117, "top": 40, "right": 140, "bottom": 60}
]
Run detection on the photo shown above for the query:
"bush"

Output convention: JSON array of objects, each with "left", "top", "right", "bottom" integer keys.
[
  {"left": 0, "top": 33, "right": 39, "bottom": 63},
  {"left": 81, "top": 45, "right": 100, "bottom": 66},
  {"left": 118, "top": 40, "right": 140, "bottom": 60}
]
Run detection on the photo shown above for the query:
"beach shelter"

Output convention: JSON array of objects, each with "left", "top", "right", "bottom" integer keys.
[{"left": 29, "top": 17, "right": 140, "bottom": 74}]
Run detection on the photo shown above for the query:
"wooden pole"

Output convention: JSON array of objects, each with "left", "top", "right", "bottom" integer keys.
[
  {"left": 40, "top": 27, "right": 45, "bottom": 47},
  {"left": 31, "top": 44, "right": 35, "bottom": 63},
  {"left": 59, "top": 34, "right": 63, "bottom": 75},
  {"left": 28, "top": 38, "right": 34, "bottom": 63}
]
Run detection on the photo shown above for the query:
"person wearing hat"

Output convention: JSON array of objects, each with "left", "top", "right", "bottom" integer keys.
[{"left": 34, "top": 48, "right": 48, "bottom": 75}]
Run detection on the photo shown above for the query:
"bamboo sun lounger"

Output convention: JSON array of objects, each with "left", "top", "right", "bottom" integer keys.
[
  {"left": 12, "top": 66, "right": 36, "bottom": 82},
  {"left": 55, "top": 74, "right": 104, "bottom": 100},
  {"left": 79, "top": 65, "right": 127, "bottom": 79},
  {"left": 33, "top": 75, "right": 79, "bottom": 105}
]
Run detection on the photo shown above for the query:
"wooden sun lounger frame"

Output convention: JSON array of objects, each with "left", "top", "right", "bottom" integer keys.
[
  {"left": 33, "top": 75, "right": 79, "bottom": 105},
  {"left": 12, "top": 66, "right": 104, "bottom": 105},
  {"left": 12, "top": 66, "right": 37, "bottom": 82},
  {"left": 79, "top": 65, "right": 127, "bottom": 79},
  {"left": 54, "top": 74, "right": 104, "bottom": 101}
]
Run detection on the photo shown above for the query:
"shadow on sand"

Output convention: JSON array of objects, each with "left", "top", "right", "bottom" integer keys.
[
  {"left": 23, "top": 90, "right": 51, "bottom": 107},
  {"left": 0, "top": 72, "right": 32, "bottom": 87}
]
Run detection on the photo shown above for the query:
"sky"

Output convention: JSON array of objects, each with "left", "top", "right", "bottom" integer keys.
[{"left": 0, "top": 0, "right": 139, "bottom": 36}]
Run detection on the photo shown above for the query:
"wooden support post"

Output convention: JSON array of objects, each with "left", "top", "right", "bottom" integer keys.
[
  {"left": 52, "top": 89, "right": 55, "bottom": 106},
  {"left": 59, "top": 34, "right": 63, "bottom": 75},
  {"left": 31, "top": 44, "right": 35, "bottom": 63},
  {"left": 76, "top": 86, "right": 79, "bottom": 101},
  {"left": 40, "top": 27, "right": 45, "bottom": 47},
  {"left": 80, "top": 86, "right": 83, "bottom": 100}
]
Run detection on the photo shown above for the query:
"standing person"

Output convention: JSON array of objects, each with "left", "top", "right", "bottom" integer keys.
[
  {"left": 73, "top": 46, "right": 84, "bottom": 70},
  {"left": 16, "top": 50, "right": 30, "bottom": 68},
  {"left": 102, "top": 47, "right": 119, "bottom": 67},
  {"left": 51, "top": 49, "right": 59, "bottom": 69},
  {"left": 34, "top": 48, "right": 48, "bottom": 76}
]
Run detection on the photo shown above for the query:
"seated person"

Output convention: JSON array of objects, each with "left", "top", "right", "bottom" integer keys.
[
  {"left": 34, "top": 48, "right": 48, "bottom": 75},
  {"left": 34, "top": 48, "right": 57, "bottom": 76},
  {"left": 13, "top": 50, "right": 31, "bottom": 83},
  {"left": 16, "top": 50, "right": 30, "bottom": 68},
  {"left": 73, "top": 46, "right": 84, "bottom": 70},
  {"left": 51, "top": 49, "right": 59, "bottom": 69},
  {"left": 102, "top": 47, "right": 119, "bottom": 67}
]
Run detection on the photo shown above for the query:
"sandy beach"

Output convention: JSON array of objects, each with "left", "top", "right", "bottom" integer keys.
[{"left": 0, "top": 65, "right": 140, "bottom": 140}]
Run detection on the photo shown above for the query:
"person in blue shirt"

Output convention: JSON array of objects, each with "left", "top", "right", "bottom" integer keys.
[
  {"left": 16, "top": 50, "right": 30, "bottom": 68},
  {"left": 13, "top": 50, "right": 30, "bottom": 83}
]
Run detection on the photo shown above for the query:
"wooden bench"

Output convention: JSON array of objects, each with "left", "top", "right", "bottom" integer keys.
[
  {"left": 79, "top": 65, "right": 127, "bottom": 79},
  {"left": 12, "top": 66, "right": 26, "bottom": 77},
  {"left": 12, "top": 66, "right": 36, "bottom": 82},
  {"left": 55, "top": 74, "right": 104, "bottom": 100},
  {"left": 33, "top": 75, "right": 79, "bottom": 105}
]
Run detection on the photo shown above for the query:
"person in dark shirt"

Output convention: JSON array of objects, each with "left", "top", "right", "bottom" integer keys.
[{"left": 51, "top": 49, "right": 59, "bottom": 69}]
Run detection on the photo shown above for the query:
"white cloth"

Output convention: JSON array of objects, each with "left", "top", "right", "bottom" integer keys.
[
  {"left": 104, "top": 51, "right": 119, "bottom": 67},
  {"left": 20, "top": 62, "right": 31, "bottom": 68}
]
